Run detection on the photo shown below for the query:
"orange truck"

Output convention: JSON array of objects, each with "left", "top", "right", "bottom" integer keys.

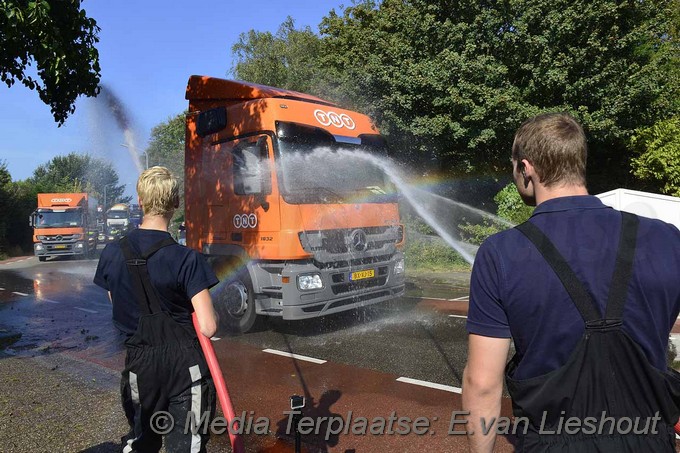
[
  {"left": 185, "top": 76, "right": 405, "bottom": 332},
  {"left": 31, "top": 193, "right": 96, "bottom": 261}
]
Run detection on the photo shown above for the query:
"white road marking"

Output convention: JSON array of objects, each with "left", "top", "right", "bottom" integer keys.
[
  {"left": 12, "top": 292, "right": 29, "bottom": 296},
  {"left": 0, "top": 287, "right": 5, "bottom": 290},
  {"left": 448, "top": 314, "right": 468, "bottom": 319},
  {"left": 405, "top": 296, "right": 448, "bottom": 301},
  {"left": 406, "top": 295, "right": 469, "bottom": 302},
  {"left": 40, "top": 298, "right": 61, "bottom": 304},
  {"left": 396, "top": 377, "right": 462, "bottom": 394},
  {"left": 262, "top": 349, "right": 327, "bottom": 364},
  {"left": 75, "top": 307, "right": 98, "bottom": 314}
]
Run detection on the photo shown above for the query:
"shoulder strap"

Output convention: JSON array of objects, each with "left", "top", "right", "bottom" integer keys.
[
  {"left": 604, "top": 212, "right": 639, "bottom": 319},
  {"left": 142, "top": 236, "right": 177, "bottom": 259},
  {"left": 516, "top": 221, "right": 602, "bottom": 323},
  {"left": 119, "top": 236, "right": 176, "bottom": 315},
  {"left": 516, "top": 212, "right": 640, "bottom": 324}
]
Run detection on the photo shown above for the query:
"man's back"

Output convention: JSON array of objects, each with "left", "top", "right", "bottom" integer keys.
[
  {"left": 468, "top": 195, "right": 680, "bottom": 380},
  {"left": 94, "top": 228, "right": 217, "bottom": 336}
]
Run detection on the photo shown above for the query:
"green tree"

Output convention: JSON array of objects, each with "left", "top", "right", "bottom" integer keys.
[
  {"left": 30, "top": 152, "right": 128, "bottom": 208},
  {"left": 631, "top": 117, "right": 680, "bottom": 196},
  {"left": 0, "top": 161, "right": 13, "bottom": 254},
  {"left": 318, "top": 0, "right": 677, "bottom": 185},
  {"left": 231, "top": 16, "right": 323, "bottom": 94},
  {"left": 3, "top": 178, "right": 39, "bottom": 255},
  {"left": 0, "top": 0, "right": 101, "bottom": 125},
  {"left": 0, "top": 163, "right": 42, "bottom": 255},
  {"left": 146, "top": 113, "right": 185, "bottom": 182},
  {"left": 146, "top": 113, "right": 187, "bottom": 228}
]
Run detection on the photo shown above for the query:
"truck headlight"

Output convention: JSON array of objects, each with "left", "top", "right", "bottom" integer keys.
[
  {"left": 394, "top": 258, "right": 405, "bottom": 275},
  {"left": 297, "top": 274, "right": 323, "bottom": 290},
  {"left": 35, "top": 244, "right": 44, "bottom": 251},
  {"left": 75, "top": 242, "right": 84, "bottom": 249}
]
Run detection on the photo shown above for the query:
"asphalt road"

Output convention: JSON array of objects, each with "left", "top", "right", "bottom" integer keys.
[{"left": 1, "top": 255, "right": 515, "bottom": 453}]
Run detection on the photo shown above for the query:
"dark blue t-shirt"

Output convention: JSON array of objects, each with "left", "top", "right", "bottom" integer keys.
[
  {"left": 467, "top": 195, "right": 680, "bottom": 380},
  {"left": 94, "top": 229, "right": 219, "bottom": 336}
]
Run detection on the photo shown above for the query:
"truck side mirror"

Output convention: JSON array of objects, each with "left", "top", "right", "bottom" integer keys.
[
  {"left": 197, "top": 107, "right": 227, "bottom": 137},
  {"left": 28, "top": 215, "right": 33, "bottom": 227}
]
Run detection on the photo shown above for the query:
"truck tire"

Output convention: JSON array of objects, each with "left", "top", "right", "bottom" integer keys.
[
  {"left": 38, "top": 256, "right": 47, "bottom": 262},
  {"left": 213, "top": 272, "right": 261, "bottom": 335}
]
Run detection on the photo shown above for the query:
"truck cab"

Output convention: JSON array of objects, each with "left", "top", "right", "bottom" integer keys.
[
  {"left": 185, "top": 76, "right": 405, "bottom": 333},
  {"left": 129, "top": 204, "right": 143, "bottom": 229},
  {"left": 31, "top": 193, "right": 95, "bottom": 261},
  {"left": 106, "top": 203, "right": 130, "bottom": 232}
]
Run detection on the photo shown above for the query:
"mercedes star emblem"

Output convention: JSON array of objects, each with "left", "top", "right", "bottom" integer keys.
[{"left": 350, "top": 229, "right": 368, "bottom": 252}]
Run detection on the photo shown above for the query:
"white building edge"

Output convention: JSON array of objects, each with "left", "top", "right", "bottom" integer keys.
[{"left": 596, "top": 188, "right": 680, "bottom": 230}]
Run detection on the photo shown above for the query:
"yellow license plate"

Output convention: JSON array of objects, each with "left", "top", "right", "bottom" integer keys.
[
  {"left": 54, "top": 245, "right": 67, "bottom": 249},
  {"left": 350, "top": 269, "right": 375, "bottom": 281}
]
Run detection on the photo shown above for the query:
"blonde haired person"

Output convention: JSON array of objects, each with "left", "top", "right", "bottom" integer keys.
[{"left": 95, "top": 166, "right": 219, "bottom": 452}]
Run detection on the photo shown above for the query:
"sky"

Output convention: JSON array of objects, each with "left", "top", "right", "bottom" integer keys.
[{"left": 0, "top": 0, "right": 347, "bottom": 195}]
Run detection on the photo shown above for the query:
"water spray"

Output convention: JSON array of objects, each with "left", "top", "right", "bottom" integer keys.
[
  {"left": 98, "top": 85, "right": 144, "bottom": 174},
  {"left": 281, "top": 148, "right": 510, "bottom": 265}
]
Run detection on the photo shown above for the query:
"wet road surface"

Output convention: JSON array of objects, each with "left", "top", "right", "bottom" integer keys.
[{"left": 0, "top": 256, "right": 520, "bottom": 452}]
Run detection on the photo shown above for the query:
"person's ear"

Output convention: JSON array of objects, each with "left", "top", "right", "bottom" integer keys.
[{"left": 520, "top": 159, "right": 533, "bottom": 188}]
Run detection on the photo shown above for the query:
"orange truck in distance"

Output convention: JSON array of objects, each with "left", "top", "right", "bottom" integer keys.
[
  {"left": 31, "top": 193, "right": 96, "bottom": 261},
  {"left": 185, "top": 76, "right": 405, "bottom": 332}
]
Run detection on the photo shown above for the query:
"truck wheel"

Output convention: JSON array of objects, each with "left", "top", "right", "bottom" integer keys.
[
  {"left": 213, "top": 272, "right": 261, "bottom": 335},
  {"left": 38, "top": 256, "right": 47, "bottom": 262}
]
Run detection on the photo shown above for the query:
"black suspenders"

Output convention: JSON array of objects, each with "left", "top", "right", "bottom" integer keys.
[
  {"left": 120, "top": 236, "right": 177, "bottom": 316},
  {"left": 516, "top": 212, "right": 639, "bottom": 324}
]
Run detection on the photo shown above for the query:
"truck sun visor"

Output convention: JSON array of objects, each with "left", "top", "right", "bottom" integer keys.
[
  {"left": 276, "top": 121, "right": 334, "bottom": 146},
  {"left": 197, "top": 107, "right": 227, "bottom": 137}
]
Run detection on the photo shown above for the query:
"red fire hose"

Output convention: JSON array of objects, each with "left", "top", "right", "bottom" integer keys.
[{"left": 193, "top": 313, "right": 245, "bottom": 453}]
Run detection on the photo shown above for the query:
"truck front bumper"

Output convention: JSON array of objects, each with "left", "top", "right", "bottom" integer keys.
[
  {"left": 34, "top": 241, "right": 86, "bottom": 256},
  {"left": 252, "top": 252, "right": 406, "bottom": 320}
]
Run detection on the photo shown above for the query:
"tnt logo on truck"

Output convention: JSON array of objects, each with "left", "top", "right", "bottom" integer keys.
[
  {"left": 51, "top": 198, "right": 72, "bottom": 203},
  {"left": 233, "top": 213, "right": 258, "bottom": 229},
  {"left": 314, "top": 109, "right": 356, "bottom": 130}
]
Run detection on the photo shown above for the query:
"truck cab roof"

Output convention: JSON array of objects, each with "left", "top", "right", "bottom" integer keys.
[{"left": 185, "top": 76, "right": 336, "bottom": 108}]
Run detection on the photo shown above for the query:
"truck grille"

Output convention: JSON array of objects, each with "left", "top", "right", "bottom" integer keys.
[
  {"left": 41, "top": 234, "right": 78, "bottom": 242},
  {"left": 299, "top": 226, "right": 401, "bottom": 263}
]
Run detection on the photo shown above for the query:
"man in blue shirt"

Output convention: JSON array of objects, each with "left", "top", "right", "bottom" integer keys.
[{"left": 463, "top": 113, "right": 680, "bottom": 452}]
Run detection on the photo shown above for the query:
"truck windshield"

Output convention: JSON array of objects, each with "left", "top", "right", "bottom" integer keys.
[
  {"left": 35, "top": 209, "right": 83, "bottom": 228},
  {"left": 276, "top": 122, "right": 397, "bottom": 204},
  {"left": 107, "top": 211, "right": 128, "bottom": 219}
]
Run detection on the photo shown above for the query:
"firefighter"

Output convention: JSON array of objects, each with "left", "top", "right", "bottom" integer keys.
[
  {"left": 463, "top": 113, "right": 680, "bottom": 452},
  {"left": 94, "top": 166, "right": 219, "bottom": 452}
]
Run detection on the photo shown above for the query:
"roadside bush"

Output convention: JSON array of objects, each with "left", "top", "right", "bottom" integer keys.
[
  {"left": 495, "top": 183, "right": 534, "bottom": 225},
  {"left": 458, "top": 183, "right": 534, "bottom": 245},
  {"left": 458, "top": 219, "right": 505, "bottom": 246},
  {"left": 403, "top": 238, "right": 470, "bottom": 271}
]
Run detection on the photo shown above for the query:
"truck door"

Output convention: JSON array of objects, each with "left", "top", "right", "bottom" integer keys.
[{"left": 204, "top": 135, "right": 280, "bottom": 258}]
